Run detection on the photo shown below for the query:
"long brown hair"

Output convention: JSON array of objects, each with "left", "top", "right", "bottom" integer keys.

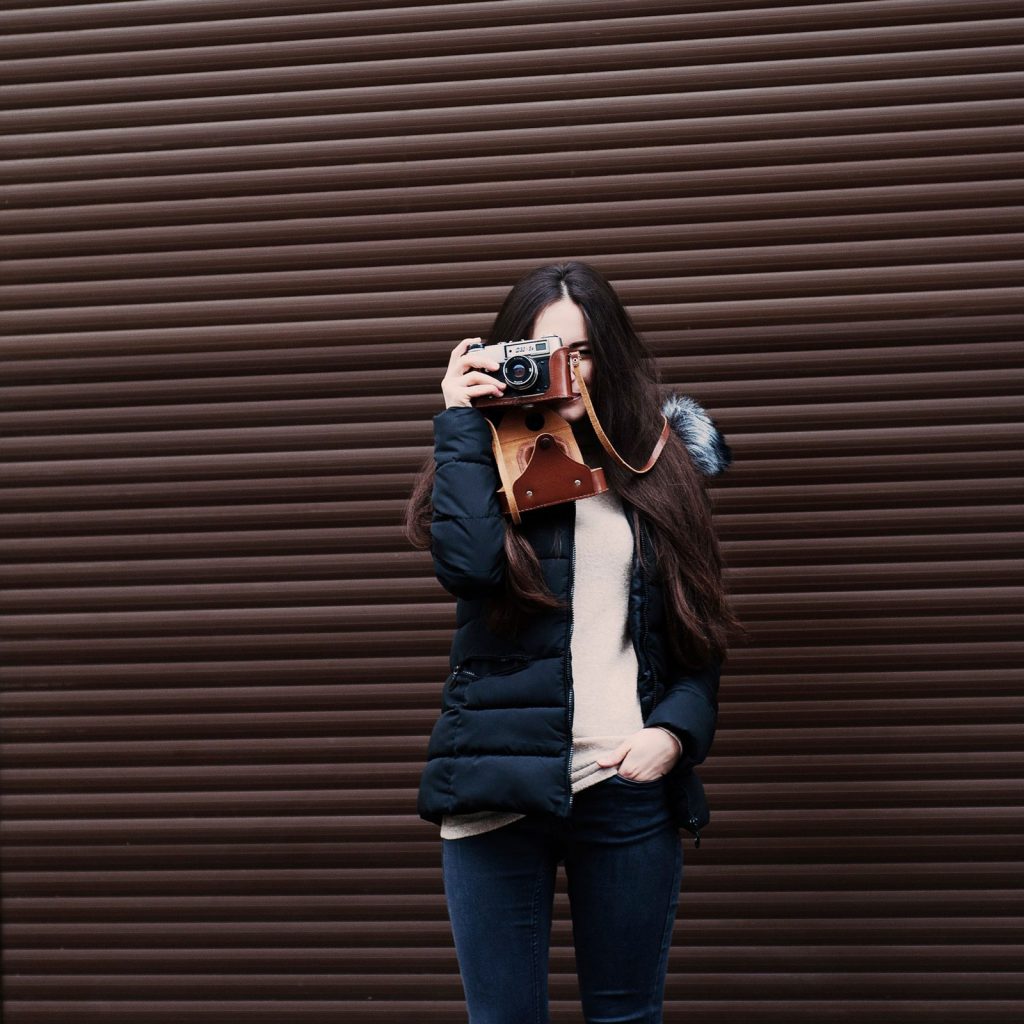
[{"left": 404, "top": 261, "right": 746, "bottom": 670}]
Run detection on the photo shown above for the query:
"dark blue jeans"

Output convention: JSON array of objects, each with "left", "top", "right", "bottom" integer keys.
[{"left": 441, "top": 771, "right": 684, "bottom": 1024}]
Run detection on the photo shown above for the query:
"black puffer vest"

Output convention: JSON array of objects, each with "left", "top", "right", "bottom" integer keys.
[{"left": 417, "top": 395, "right": 732, "bottom": 847}]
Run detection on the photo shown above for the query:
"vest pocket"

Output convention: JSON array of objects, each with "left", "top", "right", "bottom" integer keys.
[
  {"left": 462, "top": 654, "right": 529, "bottom": 677},
  {"left": 442, "top": 666, "right": 477, "bottom": 709}
]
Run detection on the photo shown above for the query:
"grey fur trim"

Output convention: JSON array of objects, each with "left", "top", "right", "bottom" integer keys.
[{"left": 660, "top": 392, "right": 733, "bottom": 477}]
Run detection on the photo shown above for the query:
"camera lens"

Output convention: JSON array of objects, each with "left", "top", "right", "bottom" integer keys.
[{"left": 503, "top": 355, "right": 537, "bottom": 390}]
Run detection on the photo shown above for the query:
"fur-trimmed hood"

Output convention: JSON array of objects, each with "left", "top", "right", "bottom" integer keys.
[{"left": 661, "top": 392, "right": 733, "bottom": 477}]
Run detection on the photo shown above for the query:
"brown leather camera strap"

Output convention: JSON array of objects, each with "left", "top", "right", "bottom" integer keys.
[
  {"left": 481, "top": 350, "right": 672, "bottom": 523},
  {"left": 482, "top": 413, "right": 526, "bottom": 523},
  {"left": 569, "top": 350, "right": 671, "bottom": 474}
]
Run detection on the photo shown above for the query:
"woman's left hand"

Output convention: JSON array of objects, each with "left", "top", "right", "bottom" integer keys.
[{"left": 594, "top": 727, "right": 682, "bottom": 782}]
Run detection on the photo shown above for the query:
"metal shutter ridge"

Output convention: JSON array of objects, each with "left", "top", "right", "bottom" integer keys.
[{"left": 2, "top": 2, "right": 1023, "bottom": 1022}]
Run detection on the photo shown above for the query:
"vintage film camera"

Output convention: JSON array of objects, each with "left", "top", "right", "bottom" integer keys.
[
  {"left": 462, "top": 334, "right": 670, "bottom": 523},
  {"left": 466, "top": 334, "right": 578, "bottom": 408}
]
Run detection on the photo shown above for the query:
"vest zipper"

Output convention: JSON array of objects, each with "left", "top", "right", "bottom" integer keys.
[
  {"left": 640, "top": 517, "right": 650, "bottom": 699},
  {"left": 631, "top": 508, "right": 651, "bottom": 714},
  {"left": 565, "top": 506, "right": 577, "bottom": 811},
  {"left": 637, "top": 512, "right": 701, "bottom": 849}
]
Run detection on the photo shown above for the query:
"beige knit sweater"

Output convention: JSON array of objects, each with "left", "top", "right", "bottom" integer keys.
[{"left": 440, "top": 457, "right": 682, "bottom": 840}]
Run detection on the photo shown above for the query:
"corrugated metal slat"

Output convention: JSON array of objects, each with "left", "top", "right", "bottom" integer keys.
[{"left": 2, "top": 1, "right": 1023, "bottom": 1021}]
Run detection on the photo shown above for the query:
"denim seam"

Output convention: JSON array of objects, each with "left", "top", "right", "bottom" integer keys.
[
  {"left": 648, "top": 838, "right": 683, "bottom": 1023},
  {"left": 530, "top": 860, "right": 546, "bottom": 1024}
]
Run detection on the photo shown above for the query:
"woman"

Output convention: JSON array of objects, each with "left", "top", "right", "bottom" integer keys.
[{"left": 404, "top": 261, "right": 743, "bottom": 1024}]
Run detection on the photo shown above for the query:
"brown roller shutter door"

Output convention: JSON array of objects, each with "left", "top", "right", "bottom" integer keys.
[{"left": 2, "top": 2, "right": 1023, "bottom": 1021}]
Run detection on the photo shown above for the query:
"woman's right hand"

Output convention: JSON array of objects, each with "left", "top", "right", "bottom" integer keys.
[{"left": 442, "top": 337, "right": 508, "bottom": 409}]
